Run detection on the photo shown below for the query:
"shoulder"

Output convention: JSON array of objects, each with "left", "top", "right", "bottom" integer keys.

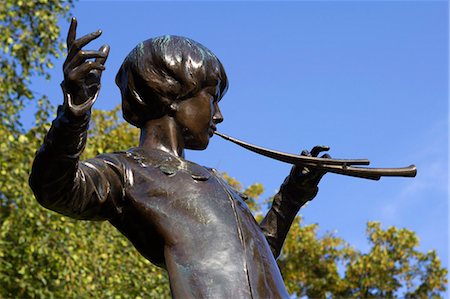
[
  {"left": 86, "top": 149, "right": 161, "bottom": 168},
  {"left": 90, "top": 148, "right": 215, "bottom": 182},
  {"left": 82, "top": 151, "right": 128, "bottom": 170},
  {"left": 127, "top": 147, "right": 213, "bottom": 181}
]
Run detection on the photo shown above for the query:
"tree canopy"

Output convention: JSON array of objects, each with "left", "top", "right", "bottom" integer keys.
[{"left": 0, "top": 0, "right": 74, "bottom": 130}]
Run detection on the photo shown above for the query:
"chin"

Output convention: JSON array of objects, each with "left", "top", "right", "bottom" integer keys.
[{"left": 185, "top": 139, "right": 209, "bottom": 150}]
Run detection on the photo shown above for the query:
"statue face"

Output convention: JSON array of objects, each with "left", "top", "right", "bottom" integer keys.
[{"left": 175, "top": 86, "right": 223, "bottom": 150}]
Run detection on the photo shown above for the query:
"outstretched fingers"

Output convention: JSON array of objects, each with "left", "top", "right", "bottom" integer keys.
[
  {"left": 62, "top": 18, "right": 109, "bottom": 110},
  {"left": 310, "top": 145, "right": 330, "bottom": 157},
  {"left": 67, "top": 30, "right": 103, "bottom": 61},
  {"left": 83, "top": 45, "right": 110, "bottom": 86},
  {"left": 67, "top": 17, "right": 77, "bottom": 50},
  {"left": 311, "top": 150, "right": 332, "bottom": 184},
  {"left": 95, "top": 44, "right": 110, "bottom": 65},
  {"left": 73, "top": 30, "right": 102, "bottom": 50},
  {"left": 64, "top": 49, "right": 108, "bottom": 72},
  {"left": 301, "top": 149, "right": 311, "bottom": 157},
  {"left": 67, "top": 61, "right": 105, "bottom": 81},
  {"left": 296, "top": 146, "right": 331, "bottom": 179}
]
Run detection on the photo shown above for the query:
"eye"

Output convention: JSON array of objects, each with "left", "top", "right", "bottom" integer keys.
[{"left": 200, "top": 87, "right": 220, "bottom": 107}]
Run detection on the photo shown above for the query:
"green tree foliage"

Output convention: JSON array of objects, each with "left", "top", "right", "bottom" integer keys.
[
  {"left": 341, "top": 222, "right": 448, "bottom": 299},
  {"left": 0, "top": 107, "right": 171, "bottom": 298},
  {"left": 278, "top": 218, "right": 447, "bottom": 298},
  {"left": 0, "top": 0, "right": 74, "bottom": 130},
  {"left": 0, "top": 0, "right": 73, "bottom": 222}
]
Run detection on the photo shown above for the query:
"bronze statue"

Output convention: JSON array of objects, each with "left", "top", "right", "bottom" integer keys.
[{"left": 29, "top": 18, "right": 415, "bottom": 298}]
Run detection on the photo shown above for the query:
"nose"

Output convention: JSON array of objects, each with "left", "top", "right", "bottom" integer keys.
[{"left": 212, "top": 104, "right": 224, "bottom": 124}]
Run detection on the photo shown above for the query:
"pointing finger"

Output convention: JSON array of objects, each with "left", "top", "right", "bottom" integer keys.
[{"left": 67, "top": 17, "right": 77, "bottom": 50}]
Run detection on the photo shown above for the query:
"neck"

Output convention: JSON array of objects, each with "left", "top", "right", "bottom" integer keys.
[{"left": 139, "top": 116, "right": 185, "bottom": 158}]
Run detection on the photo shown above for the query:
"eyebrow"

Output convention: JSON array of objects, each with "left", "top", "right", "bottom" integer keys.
[{"left": 204, "top": 86, "right": 221, "bottom": 100}]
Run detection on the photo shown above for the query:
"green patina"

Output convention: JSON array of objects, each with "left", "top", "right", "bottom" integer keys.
[
  {"left": 159, "top": 35, "right": 172, "bottom": 52},
  {"left": 138, "top": 42, "right": 145, "bottom": 55}
]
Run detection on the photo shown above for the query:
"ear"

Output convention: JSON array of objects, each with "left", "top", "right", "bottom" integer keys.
[{"left": 116, "top": 65, "right": 148, "bottom": 127}]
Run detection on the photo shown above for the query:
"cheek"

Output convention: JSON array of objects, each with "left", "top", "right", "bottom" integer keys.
[
  {"left": 177, "top": 103, "right": 194, "bottom": 121},
  {"left": 178, "top": 99, "right": 212, "bottom": 126}
]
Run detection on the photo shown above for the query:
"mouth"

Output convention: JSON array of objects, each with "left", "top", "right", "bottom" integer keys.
[{"left": 208, "top": 125, "right": 217, "bottom": 137}]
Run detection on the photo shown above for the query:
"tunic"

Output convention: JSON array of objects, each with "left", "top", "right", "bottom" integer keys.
[{"left": 29, "top": 105, "right": 313, "bottom": 298}]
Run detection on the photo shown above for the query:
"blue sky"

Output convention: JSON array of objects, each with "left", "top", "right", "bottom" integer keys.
[{"left": 27, "top": 0, "right": 448, "bottom": 281}]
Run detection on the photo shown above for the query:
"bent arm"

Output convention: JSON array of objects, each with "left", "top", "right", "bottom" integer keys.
[
  {"left": 29, "top": 105, "right": 125, "bottom": 220},
  {"left": 259, "top": 176, "right": 316, "bottom": 259},
  {"left": 29, "top": 19, "right": 118, "bottom": 220},
  {"left": 260, "top": 146, "right": 329, "bottom": 259}
]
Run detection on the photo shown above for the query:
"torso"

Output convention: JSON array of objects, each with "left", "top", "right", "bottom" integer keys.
[{"left": 109, "top": 148, "right": 289, "bottom": 299}]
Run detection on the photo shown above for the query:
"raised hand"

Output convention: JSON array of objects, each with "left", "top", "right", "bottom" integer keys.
[
  {"left": 62, "top": 17, "right": 110, "bottom": 115},
  {"left": 288, "top": 145, "right": 331, "bottom": 200}
]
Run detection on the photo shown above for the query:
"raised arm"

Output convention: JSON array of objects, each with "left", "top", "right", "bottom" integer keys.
[
  {"left": 29, "top": 18, "right": 121, "bottom": 220},
  {"left": 260, "top": 146, "right": 330, "bottom": 259}
]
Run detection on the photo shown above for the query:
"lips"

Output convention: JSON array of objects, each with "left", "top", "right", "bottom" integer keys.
[{"left": 209, "top": 125, "right": 217, "bottom": 137}]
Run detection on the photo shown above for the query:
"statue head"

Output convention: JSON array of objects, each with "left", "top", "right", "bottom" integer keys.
[{"left": 116, "top": 35, "right": 228, "bottom": 128}]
